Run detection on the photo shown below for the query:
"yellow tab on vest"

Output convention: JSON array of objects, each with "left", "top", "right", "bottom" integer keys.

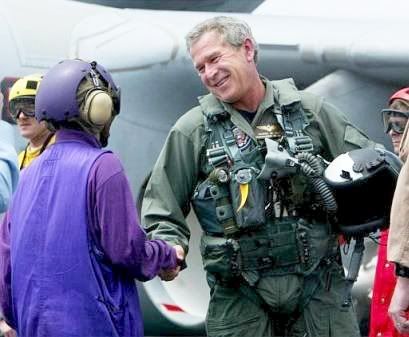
[{"left": 237, "top": 183, "right": 249, "bottom": 212}]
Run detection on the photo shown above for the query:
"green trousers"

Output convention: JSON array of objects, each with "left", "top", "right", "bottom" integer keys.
[{"left": 205, "top": 261, "right": 361, "bottom": 337}]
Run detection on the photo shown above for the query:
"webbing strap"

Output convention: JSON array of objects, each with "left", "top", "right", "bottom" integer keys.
[
  {"left": 204, "top": 113, "right": 245, "bottom": 237},
  {"left": 281, "top": 104, "right": 314, "bottom": 155}
]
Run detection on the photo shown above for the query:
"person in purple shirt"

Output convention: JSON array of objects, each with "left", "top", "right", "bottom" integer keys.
[{"left": 0, "top": 59, "right": 183, "bottom": 337}]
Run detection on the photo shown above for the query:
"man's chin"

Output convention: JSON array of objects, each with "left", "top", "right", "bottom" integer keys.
[
  {"left": 19, "top": 131, "right": 34, "bottom": 139},
  {"left": 211, "top": 91, "right": 234, "bottom": 104}
]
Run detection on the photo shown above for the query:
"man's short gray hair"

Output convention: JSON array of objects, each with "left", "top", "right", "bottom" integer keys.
[{"left": 185, "top": 16, "right": 259, "bottom": 63}]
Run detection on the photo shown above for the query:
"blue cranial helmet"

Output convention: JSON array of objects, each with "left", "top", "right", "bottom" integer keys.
[{"left": 35, "top": 59, "right": 120, "bottom": 123}]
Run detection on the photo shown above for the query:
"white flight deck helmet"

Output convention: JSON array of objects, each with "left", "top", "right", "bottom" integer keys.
[{"left": 324, "top": 147, "right": 401, "bottom": 236}]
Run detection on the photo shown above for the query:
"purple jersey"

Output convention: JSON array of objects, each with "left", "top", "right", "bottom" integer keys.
[{"left": 0, "top": 129, "right": 176, "bottom": 336}]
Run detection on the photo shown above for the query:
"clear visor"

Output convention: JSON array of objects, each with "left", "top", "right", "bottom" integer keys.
[
  {"left": 381, "top": 109, "right": 409, "bottom": 134},
  {"left": 9, "top": 97, "right": 35, "bottom": 119}
]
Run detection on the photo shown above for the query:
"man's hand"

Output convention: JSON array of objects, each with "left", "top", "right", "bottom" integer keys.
[
  {"left": 389, "top": 276, "right": 409, "bottom": 334},
  {"left": 0, "top": 319, "right": 16, "bottom": 337},
  {"left": 159, "top": 245, "right": 185, "bottom": 281}
]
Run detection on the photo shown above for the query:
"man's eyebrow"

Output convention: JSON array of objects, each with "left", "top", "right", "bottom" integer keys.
[
  {"left": 206, "top": 51, "right": 220, "bottom": 60},
  {"left": 195, "top": 51, "right": 220, "bottom": 67}
]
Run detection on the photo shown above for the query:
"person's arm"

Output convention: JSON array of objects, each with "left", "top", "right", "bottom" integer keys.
[
  {"left": 142, "top": 125, "right": 201, "bottom": 255},
  {"left": 389, "top": 268, "right": 409, "bottom": 334},
  {"left": 0, "top": 213, "right": 15, "bottom": 328},
  {"left": 0, "top": 121, "right": 18, "bottom": 213},
  {"left": 89, "top": 153, "right": 178, "bottom": 281},
  {"left": 387, "top": 126, "right": 409, "bottom": 333},
  {"left": 388, "top": 159, "right": 409, "bottom": 266}
]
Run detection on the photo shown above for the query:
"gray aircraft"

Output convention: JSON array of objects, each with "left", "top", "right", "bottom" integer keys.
[{"left": 1, "top": 0, "right": 408, "bottom": 335}]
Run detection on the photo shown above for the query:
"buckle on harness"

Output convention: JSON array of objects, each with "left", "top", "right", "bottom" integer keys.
[
  {"left": 207, "top": 146, "right": 229, "bottom": 167},
  {"left": 288, "top": 134, "right": 314, "bottom": 153}
]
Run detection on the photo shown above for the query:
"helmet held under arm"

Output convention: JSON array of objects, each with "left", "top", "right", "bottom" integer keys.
[{"left": 324, "top": 147, "right": 402, "bottom": 236}]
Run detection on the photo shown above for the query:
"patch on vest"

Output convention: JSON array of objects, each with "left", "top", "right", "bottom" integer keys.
[
  {"left": 233, "top": 127, "right": 251, "bottom": 151},
  {"left": 255, "top": 123, "right": 283, "bottom": 140}
]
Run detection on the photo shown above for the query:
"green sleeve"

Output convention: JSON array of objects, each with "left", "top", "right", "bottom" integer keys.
[
  {"left": 315, "top": 100, "right": 377, "bottom": 160},
  {"left": 141, "top": 126, "right": 200, "bottom": 254}
]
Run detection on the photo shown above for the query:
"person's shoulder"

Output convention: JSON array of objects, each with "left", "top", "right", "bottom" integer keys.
[
  {"left": 0, "top": 121, "right": 14, "bottom": 146},
  {"left": 173, "top": 104, "right": 205, "bottom": 137},
  {"left": 267, "top": 77, "right": 323, "bottom": 114},
  {"left": 94, "top": 151, "right": 122, "bottom": 169},
  {"left": 299, "top": 90, "right": 324, "bottom": 114},
  {"left": 91, "top": 151, "right": 124, "bottom": 182}
]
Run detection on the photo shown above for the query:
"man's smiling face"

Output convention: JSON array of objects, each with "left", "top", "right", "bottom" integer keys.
[{"left": 191, "top": 31, "right": 254, "bottom": 106}]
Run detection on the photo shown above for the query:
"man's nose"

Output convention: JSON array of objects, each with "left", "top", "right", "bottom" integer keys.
[
  {"left": 17, "top": 111, "right": 29, "bottom": 120},
  {"left": 205, "top": 63, "right": 218, "bottom": 80}
]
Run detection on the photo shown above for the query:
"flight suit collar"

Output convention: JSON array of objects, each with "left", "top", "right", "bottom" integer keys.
[
  {"left": 219, "top": 77, "right": 276, "bottom": 141},
  {"left": 56, "top": 129, "right": 101, "bottom": 148},
  {"left": 198, "top": 77, "right": 301, "bottom": 141},
  {"left": 270, "top": 78, "right": 302, "bottom": 108}
]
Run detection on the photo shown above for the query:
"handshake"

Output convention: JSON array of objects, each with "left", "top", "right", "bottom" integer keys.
[{"left": 159, "top": 245, "right": 185, "bottom": 281}]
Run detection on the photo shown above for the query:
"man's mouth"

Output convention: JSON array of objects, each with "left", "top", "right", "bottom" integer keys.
[{"left": 215, "top": 76, "right": 228, "bottom": 88}]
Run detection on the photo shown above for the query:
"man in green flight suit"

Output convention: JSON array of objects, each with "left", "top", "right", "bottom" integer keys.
[{"left": 142, "top": 16, "right": 375, "bottom": 337}]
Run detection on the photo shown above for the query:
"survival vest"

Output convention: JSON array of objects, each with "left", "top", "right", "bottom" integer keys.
[{"left": 191, "top": 79, "right": 338, "bottom": 284}]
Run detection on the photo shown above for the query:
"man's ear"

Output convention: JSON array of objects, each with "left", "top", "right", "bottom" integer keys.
[{"left": 243, "top": 38, "right": 255, "bottom": 62}]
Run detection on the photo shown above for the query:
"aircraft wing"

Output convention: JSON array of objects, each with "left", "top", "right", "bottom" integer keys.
[{"left": 72, "top": 0, "right": 264, "bottom": 12}]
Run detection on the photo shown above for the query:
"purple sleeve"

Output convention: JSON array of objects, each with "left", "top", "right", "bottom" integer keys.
[
  {"left": 0, "top": 213, "right": 14, "bottom": 327},
  {"left": 87, "top": 153, "right": 177, "bottom": 281}
]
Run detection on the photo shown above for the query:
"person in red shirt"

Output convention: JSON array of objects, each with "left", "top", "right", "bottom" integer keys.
[{"left": 370, "top": 87, "right": 409, "bottom": 337}]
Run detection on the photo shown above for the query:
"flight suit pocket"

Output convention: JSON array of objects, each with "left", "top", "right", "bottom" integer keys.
[
  {"left": 192, "top": 179, "right": 225, "bottom": 235},
  {"left": 201, "top": 236, "right": 239, "bottom": 281},
  {"left": 230, "top": 167, "right": 265, "bottom": 229}
]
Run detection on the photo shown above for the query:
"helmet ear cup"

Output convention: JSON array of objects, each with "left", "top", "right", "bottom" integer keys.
[{"left": 81, "top": 89, "right": 113, "bottom": 126}]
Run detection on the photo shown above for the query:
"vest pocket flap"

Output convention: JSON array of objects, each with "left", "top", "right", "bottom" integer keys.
[
  {"left": 230, "top": 167, "right": 266, "bottom": 229},
  {"left": 344, "top": 125, "right": 370, "bottom": 149},
  {"left": 192, "top": 179, "right": 225, "bottom": 235}
]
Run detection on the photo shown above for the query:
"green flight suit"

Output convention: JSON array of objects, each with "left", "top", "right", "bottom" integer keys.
[{"left": 142, "top": 78, "right": 375, "bottom": 337}]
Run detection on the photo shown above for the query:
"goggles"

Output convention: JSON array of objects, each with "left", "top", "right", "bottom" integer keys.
[
  {"left": 9, "top": 97, "right": 35, "bottom": 119},
  {"left": 381, "top": 109, "right": 409, "bottom": 134}
]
